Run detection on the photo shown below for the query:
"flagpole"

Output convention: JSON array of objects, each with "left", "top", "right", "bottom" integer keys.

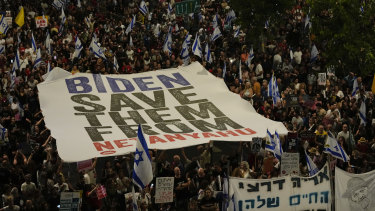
[{"left": 327, "top": 154, "right": 335, "bottom": 211}]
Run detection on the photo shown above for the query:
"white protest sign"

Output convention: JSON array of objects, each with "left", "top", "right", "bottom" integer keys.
[
  {"left": 35, "top": 16, "right": 49, "bottom": 28},
  {"left": 38, "top": 62, "right": 288, "bottom": 162},
  {"left": 230, "top": 163, "right": 331, "bottom": 211},
  {"left": 60, "top": 191, "right": 81, "bottom": 211},
  {"left": 318, "top": 73, "right": 327, "bottom": 86},
  {"left": 155, "top": 177, "right": 174, "bottom": 203},
  {"left": 280, "top": 152, "right": 299, "bottom": 176},
  {"left": 335, "top": 167, "right": 375, "bottom": 211}
]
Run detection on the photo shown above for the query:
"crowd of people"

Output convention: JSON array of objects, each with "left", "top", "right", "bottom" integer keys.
[{"left": 0, "top": 0, "right": 374, "bottom": 210}]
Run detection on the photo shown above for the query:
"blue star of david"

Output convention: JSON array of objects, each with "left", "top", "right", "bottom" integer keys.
[{"left": 134, "top": 148, "right": 144, "bottom": 166}]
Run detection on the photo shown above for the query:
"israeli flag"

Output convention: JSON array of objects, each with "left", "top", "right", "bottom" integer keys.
[
  {"left": 11, "top": 50, "right": 21, "bottom": 87},
  {"left": 222, "top": 178, "right": 235, "bottom": 211},
  {"left": 126, "top": 15, "right": 136, "bottom": 35},
  {"left": 265, "top": 20, "right": 269, "bottom": 29},
  {"left": 192, "top": 33, "right": 202, "bottom": 58},
  {"left": 131, "top": 186, "right": 138, "bottom": 210},
  {"left": 265, "top": 129, "right": 275, "bottom": 152},
  {"left": 310, "top": 44, "right": 318, "bottom": 62},
  {"left": 351, "top": 77, "right": 359, "bottom": 97},
  {"left": 139, "top": 0, "right": 148, "bottom": 15},
  {"left": 225, "top": 10, "right": 236, "bottom": 25},
  {"left": 0, "top": 44, "right": 5, "bottom": 54},
  {"left": 132, "top": 125, "right": 153, "bottom": 189},
  {"left": 153, "top": 23, "right": 161, "bottom": 37},
  {"left": 274, "top": 131, "right": 283, "bottom": 160},
  {"left": 17, "top": 33, "right": 21, "bottom": 45},
  {"left": 33, "top": 48, "right": 42, "bottom": 69},
  {"left": 359, "top": 100, "right": 366, "bottom": 126},
  {"left": 211, "top": 27, "right": 222, "bottom": 42},
  {"left": 163, "top": 27, "right": 172, "bottom": 56},
  {"left": 77, "top": 0, "right": 81, "bottom": 8},
  {"left": 45, "top": 32, "right": 53, "bottom": 55},
  {"left": 324, "top": 132, "right": 349, "bottom": 162},
  {"left": 0, "top": 15, "right": 10, "bottom": 35},
  {"left": 167, "top": 3, "right": 173, "bottom": 15},
  {"left": 72, "top": 36, "right": 83, "bottom": 59},
  {"left": 205, "top": 43, "right": 212, "bottom": 63},
  {"left": 305, "top": 14, "right": 311, "bottom": 28},
  {"left": 212, "top": 14, "right": 219, "bottom": 28},
  {"left": 222, "top": 62, "right": 226, "bottom": 79},
  {"left": 113, "top": 56, "right": 119, "bottom": 72},
  {"left": 268, "top": 74, "right": 281, "bottom": 105},
  {"left": 0, "top": 124, "right": 6, "bottom": 141},
  {"left": 31, "top": 33, "right": 37, "bottom": 52},
  {"left": 129, "top": 35, "right": 134, "bottom": 47},
  {"left": 360, "top": 5, "right": 364, "bottom": 13},
  {"left": 180, "top": 33, "right": 191, "bottom": 66},
  {"left": 89, "top": 38, "right": 106, "bottom": 60},
  {"left": 84, "top": 16, "right": 91, "bottom": 28},
  {"left": 305, "top": 150, "right": 319, "bottom": 176},
  {"left": 233, "top": 26, "right": 240, "bottom": 38},
  {"left": 58, "top": 8, "right": 66, "bottom": 35},
  {"left": 246, "top": 47, "right": 254, "bottom": 66}
]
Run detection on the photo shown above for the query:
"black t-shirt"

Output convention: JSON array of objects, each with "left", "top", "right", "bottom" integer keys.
[{"left": 199, "top": 197, "right": 217, "bottom": 208}]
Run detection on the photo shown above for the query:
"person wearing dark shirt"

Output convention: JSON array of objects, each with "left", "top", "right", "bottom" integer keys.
[{"left": 199, "top": 188, "right": 218, "bottom": 211}]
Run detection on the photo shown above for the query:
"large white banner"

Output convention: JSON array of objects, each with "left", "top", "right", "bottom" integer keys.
[
  {"left": 38, "top": 62, "right": 287, "bottom": 162},
  {"left": 229, "top": 164, "right": 331, "bottom": 211},
  {"left": 335, "top": 167, "right": 375, "bottom": 211}
]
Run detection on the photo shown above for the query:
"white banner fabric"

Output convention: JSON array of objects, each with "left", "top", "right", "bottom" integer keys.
[
  {"left": 38, "top": 62, "right": 287, "bottom": 162},
  {"left": 335, "top": 167, "right": 375, "bottom": 211},
  {"left": 229, "top": 164, "right": 331, "bottom": 211}
]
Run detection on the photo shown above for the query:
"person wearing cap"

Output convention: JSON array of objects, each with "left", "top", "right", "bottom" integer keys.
[{"left": 357, "top": 137, "right": 370, "bottom": 154}]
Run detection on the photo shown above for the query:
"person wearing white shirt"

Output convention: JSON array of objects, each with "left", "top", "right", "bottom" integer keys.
[{"left": 293, "top": 47, "right": 302, "bottom": 64}]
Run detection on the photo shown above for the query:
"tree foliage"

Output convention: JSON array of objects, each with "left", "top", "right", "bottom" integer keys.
[
  {"left": 307, "top": 0, "right": 375, "bottom": 76},
  {"left": 231, "top": 0, "right": 295, "bottom": 45}
]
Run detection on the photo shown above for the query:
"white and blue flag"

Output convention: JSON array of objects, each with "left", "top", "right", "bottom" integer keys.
[
  {"left": 265, "top": 20, "right": 269, "bottom": 29},
  {"left": 225, "top": 10, "right": 236, "bottom": 25},
  {"left": 324, "top": 132, "right": 349, "bottom": 162},
  {"left": 192, "top": 33, "right": 202, "bottom": 58},
  {"left": 180, "top": 33, "right": 191, "bottom": 66},
  {"left": 233, "top": 26, "right": 240, "bottom": 38},
  {"left": 268, "top": 74, "right": 281, "bottom": 105},
  {"left": 132, "top": 125, "right": 153, "bottom": 189},
  {"left": 211, "top": 27, "right": 222, "bottom": 42},
  {"left": 310, "top": 44, "right": 318, "bottom": 62},
  {"left": 305, "top": 14, "right": 311, "bottom": 28},
  {"left": 274, "top": 131, "right": 283, "bottom": 160},
  {"left": 305, "top": 150, "right": 319, "bottom": 176},
  {"left": 0, "top": 124, "right": 6, "bottom": 141},
  {"left": 31, "top": 33, "right": 37, "bottom": 53},
  {"left": 246, "top": 47, "right": 254, "bottom": 66},
  {"left": 222, "top": 62, "right": 226, "bottom": 79},
  {"left": 265, "top": 129, "right": 275, "bottom": 152},
  {"left": 47, "top": 62, "right": 52, "bottom": 73},
  {"left": 238, "top": 60, "right": 242, "bottom": 82},
  {"left": 11, "top": 50, "right": 21, "bottom": 87},
  {"left": 205, "top": 43, "right": 212, "bottom": 63},
  {"left": 77, "top": 0, "right": 81, "bottom": 8},
  {"left": 58, "top": 8, "right": 66, "bottom": 36},
  {"left": 167, "top": 3, "right": 173, "bottom": 15},
  {"left": 212, "top": 14, "right": 219, "bottom": 28},
  {"left": 359, "top": 100, "right": 366, "bottom": 126},
  {"left": 113, "top": 56, "right": 119, "bottom": 72},
  {"left": 33, "top": 48, "right": 42, "bottom": 69},
  {"left": 89, "top": 38, "right": 106, "bottom": 60},
  {"left": 139, "top": 0, "right": 148, "bottom": 15},
  {"left": 126, "top": 15, "right": 136, "bottom": 35},
  {"left": 0, "top": 15, "right": 10, "bottom": 35},
  {"left": 163, "top": 26, "right": 172, "bottom": 56},
  {"left": 351, "top": 77, "right": 359, "bottom": 97},
  {"left": 73, "top": 36, "right": 83, "bottom": 59},
  {"left": 46, "top": 32, "right": 53, "bottom": 55},
  {"left": 0, "top": 44, "right": 5, "bottom": 54}
]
